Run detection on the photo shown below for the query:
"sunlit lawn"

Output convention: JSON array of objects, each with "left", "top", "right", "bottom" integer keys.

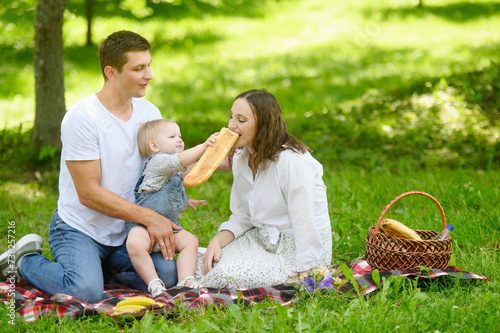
[
  {"left": 2, "top": 0, "right": 500, "bottom": 129},
  {"left": 0, "top": 0, "right": 499, "bottom": 331}
]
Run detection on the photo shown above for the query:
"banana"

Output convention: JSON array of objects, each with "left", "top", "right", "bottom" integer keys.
[
  {"left": 113, "top": 304, "right": 147, "bottom": 314},
  {"left": 380, "top": 219, "right": 422, "bottom": 240},
  {"left": 116, "top": 296, "right": 156, "bottom": 308},
  {"left": 113, "top": 296, "right": 166, "bottom": 315}
]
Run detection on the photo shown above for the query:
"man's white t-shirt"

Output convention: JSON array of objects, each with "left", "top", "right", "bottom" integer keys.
[{"left": 57, "top": 93, "right": 162, "bottom": 246}]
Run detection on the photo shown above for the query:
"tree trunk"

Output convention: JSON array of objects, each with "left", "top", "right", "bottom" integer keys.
[
  {"left": 32, "top": 0, "right": 67, "bottom": 150},
  {"left": 86, "top": 0, "right": 94, "bottom": 46}
]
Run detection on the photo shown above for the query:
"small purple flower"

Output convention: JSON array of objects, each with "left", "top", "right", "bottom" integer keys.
[
  {"left": 296, "top": 267, "right": 345, "bottom": 292},
  {"left": 302, "top": 275, "right": 316, "bottom": 291},
  {"left": 320, "top": 276, "right": 334, "bottom": 289}
]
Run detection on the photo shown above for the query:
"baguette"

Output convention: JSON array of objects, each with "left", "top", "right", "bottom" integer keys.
[
  {"left": 380, "top": 218, "right": 422, "bottom": 240},
  {"left": 183, "top": 128, "right": 239, "bottom": 187}
]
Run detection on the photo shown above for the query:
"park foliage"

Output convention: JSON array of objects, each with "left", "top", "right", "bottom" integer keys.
[{"left": 0, "top": 0, "right": 499, "bottom": 331}]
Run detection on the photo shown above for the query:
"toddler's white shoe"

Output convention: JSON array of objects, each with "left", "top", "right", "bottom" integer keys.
[
  {"left": 177, "top": 276, "right": 204, "bottom": 289},
  {"left": 148, "top": 278, "right": 167, "bottom": 297}
]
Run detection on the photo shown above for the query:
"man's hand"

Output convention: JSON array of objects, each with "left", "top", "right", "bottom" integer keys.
[
  {"left": 66, "top": 159, "right": 181, "bottom": 260},
  {"left": 147, "top": 215, "right": 182, "bottom": 260}
]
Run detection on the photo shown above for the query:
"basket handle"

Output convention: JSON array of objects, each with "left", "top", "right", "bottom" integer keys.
[{"left": 373, "top": 191, "right": 447, "bottom": 236}]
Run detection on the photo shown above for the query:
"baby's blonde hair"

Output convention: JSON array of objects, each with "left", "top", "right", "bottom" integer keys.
[{"left": 137, "top": 119, "right": 176, "bottom": 157}]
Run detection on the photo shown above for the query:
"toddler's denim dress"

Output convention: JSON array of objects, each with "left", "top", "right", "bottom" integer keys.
[{"left": 124, "top": 162, "right": 188, "bottom": 234}]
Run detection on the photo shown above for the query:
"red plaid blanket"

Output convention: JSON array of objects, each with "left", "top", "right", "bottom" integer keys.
[{"left": 0, "top": 258, "right": 487, "bottom": 322}]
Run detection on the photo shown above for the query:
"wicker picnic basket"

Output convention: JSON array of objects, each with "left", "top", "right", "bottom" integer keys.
[{"left": 365, "top": 191, "right": 452, "bottom": 271}]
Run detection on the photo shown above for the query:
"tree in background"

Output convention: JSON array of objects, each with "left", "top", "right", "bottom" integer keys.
[
  {"left": 29, "top": 0, "right": 237, "bottom": 153},
  {"left": 32, "top": 0, "right": 67, "bottom": 151},
  {"left": 86, "top": 0, "right": 94, "bottom": 46}
]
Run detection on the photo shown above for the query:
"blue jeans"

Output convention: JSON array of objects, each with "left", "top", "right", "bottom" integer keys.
[{"left": 20, "top": 210, "right": 177, "bottom": 303}]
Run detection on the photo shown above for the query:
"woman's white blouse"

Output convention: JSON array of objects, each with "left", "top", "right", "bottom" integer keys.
[{"left": 219, "top": 147, "right": 331, "bottom": 272}]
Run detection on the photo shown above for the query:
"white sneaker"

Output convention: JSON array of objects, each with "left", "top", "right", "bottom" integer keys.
[
  {"left": 177, "top": 276, "right": 204, "bottom": 289},
  {"left": 148, "top": 278, "right": 166, "bottom": 297},
  {"left": 0, "top": 234, "right": 44, "bottom": 281}
]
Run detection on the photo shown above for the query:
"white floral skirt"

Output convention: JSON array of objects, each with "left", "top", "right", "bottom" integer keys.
[{"left": 195, "top": 227, "right": 332, "bottom": 289}]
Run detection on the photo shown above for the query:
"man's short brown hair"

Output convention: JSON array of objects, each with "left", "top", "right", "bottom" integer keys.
[{"left": 98, "top": 30, "right": 151, "bottom": 80}]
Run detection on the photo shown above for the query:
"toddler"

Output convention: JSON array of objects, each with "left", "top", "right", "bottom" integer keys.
[{"left": 125, "top": 119, "right": 216, "bottom": 297}]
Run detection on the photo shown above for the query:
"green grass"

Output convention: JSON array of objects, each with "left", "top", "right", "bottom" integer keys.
[
  {"left": 1, "top": 0, "right": 499, "bottom": 331},
  {"left": 1, "top": 167, "right": 499, "bottom": 331}
]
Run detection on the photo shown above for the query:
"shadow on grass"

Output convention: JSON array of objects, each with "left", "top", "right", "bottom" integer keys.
[
  {"left": 159, "top": 39, "right": 500, "bottom": 169},
  {"left": 369, "top": 1, "right": 500, "bottom": 22},
  {"left": 414, "top": 274, "right": 485, "bottom": 292},
  {"left": 0, "top": 0, "right": 276, "bottom": 80},
  {"left": 3, "top": 37, "right": 499, "bottom": 170},
  {"left": 65, "top": 0, "right": 275, "bottom": 23},
  {"left": 2, "top": 1, "right": 499, "bottom": 172},
  {"left": 1, "top": 0, "right": 276, "bottom": 26},
  {"left": 0, "top": 46, "right": 34, "bottom": 96}
]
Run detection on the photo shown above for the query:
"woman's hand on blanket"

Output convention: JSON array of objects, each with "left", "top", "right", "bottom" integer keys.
[
  {"left": 202, "top": 230, "right": 235, "bottom": 274},
  {"left": 202, "top": 242, "right": 220, "bottom": 275}
]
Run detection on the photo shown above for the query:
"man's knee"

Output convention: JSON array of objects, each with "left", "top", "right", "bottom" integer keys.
[
  {"left": 65, "top": 279, "right": 104, "bottom": 303},
  {"left": 152, "top": 255, "right": 177, "bottom": 288}
]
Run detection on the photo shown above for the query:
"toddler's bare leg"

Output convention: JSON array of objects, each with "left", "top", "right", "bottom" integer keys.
[
  {"left": 175, "top": 230, "right": 199, "bottom": 287},
  {"left": 126, "top": 227, "right": 160, "bottom": 285}
]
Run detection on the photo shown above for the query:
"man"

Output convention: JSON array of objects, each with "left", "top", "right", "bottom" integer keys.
[{"left": 0, "top": 31, "right": 179, "bottom": 302}]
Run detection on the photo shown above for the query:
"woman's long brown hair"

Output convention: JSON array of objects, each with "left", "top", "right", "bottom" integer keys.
[{"left": 229, "top": 89, "right": 311, "bottom": 171}]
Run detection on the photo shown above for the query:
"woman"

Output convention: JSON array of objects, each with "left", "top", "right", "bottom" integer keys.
[{"left": 198, "top": 89, "right": 332, "bottom": 289}]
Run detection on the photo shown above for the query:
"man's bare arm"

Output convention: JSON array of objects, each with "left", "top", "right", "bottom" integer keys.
[{"left": 66, "top": 160, "right": 179, "bottom": 259}]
